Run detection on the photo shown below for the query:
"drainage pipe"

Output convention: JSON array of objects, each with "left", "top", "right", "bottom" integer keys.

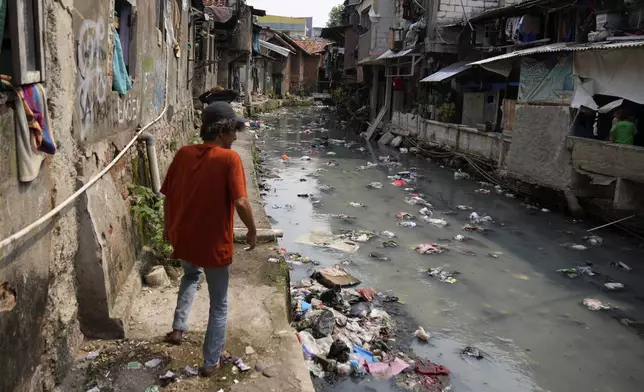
[{"left": 139, "top": 132, "right": 161, "bottom": 195}]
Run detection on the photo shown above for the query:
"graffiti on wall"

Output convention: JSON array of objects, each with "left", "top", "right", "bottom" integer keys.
[
  {"left": 77, "top": 17, "right": 108, "bottom": 138},
  {"left": 117, "top": 97, "right": 139, "bottom": 124}
]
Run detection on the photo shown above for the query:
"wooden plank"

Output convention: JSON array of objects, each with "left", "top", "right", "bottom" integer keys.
[{"left": 364, "top": 76, "right": 392, "bottom": 140}]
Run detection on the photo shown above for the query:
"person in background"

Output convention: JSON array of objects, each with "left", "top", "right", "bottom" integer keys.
[
  {"left": 161, "top": 102, "right": 257, "bottom": 377},
  {"left": 610, "top": 108, "right": 637, "bottom": 145}
]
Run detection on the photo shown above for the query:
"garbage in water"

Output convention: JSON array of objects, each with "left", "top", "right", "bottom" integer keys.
[
  {"left": 398, "top": 221, "right": 417, "bottom": 228},
  {"left": 428, "top": 268, "right": 457, "bottom": 283},
  {"left": 281, "top": 154, "right": 289, "bottom": 161},
  {"left": 396, "top": 212, "right": 414, "bottom": 220},
  {"left": 419, "top": 207, "right": 432, "bottom": 216},
  {"left": 267, "top": 257, "right": 280, "bottom": 263},
  {"left": 604, "top": 282, "right": 624, "bottom": 291},
  {"left": 405, "top": 196, "right": 431, "bottom": 207},
  {"left": 611, "top": 261, "right": 632, "bottom": 272},
  {"left": 583, "top": 298, "right": 612, "bottom": 310},
  {"left": 349, "top": 202, "right": 366, "bottom": 208},
  {"left": 462, "top": 224, "right": 485, "bottom": 232},
  {"left": 399, "top": 148, "right": 409, "bottom": 153},
  {"left": 312, "top": 267, "right": 361, "bottom": 288},
  {"left": 488, "top": 251, "right": 503, "bottom": 258},
  {"left": 326, "top": 160, "right": 339, "bottom": 167},
  {"left": 300, "top": 155, "right": 311, "bottom": 161},
  {"left": 159, "top": 370, "right": 177, "bottom": 382},
  {"left": 557, "top": 266, "right": 595, "bottom": 278},
  {"left": 341, "top": 230, "right": 375, "bottom": 243},
  {"left": 380, "top": 230, "right": 396, "bottom": 238},
  {"left": 461, "top": 346, "right": 484, "bottom": 360},
  {"left": 367, "top": 182, "right": 383, "bottom": 189},
  {"left": 86, "top": 351, "right": 99, "bottom": 360},
  {"left": 505, "top": 193, "right": 516, "bottom": 199},
  {"left": 319, "top": 184, "right": 334, "bottom": 192},
  {"left": 416, "top": 244, "right": 445, "bottom": 255},
  {"left": 453, "top": 234, "right": 466, "bottom": 241},
  {"left": 127, "top": 361, "right": 143, "bottom": 370},
  {"left": 383, "top": 240, "right": 399, "bottom": 248},
  {"left": 392, "top": 180, "right": 407, "bottom": 187},
  {"left": 415, "top": 326, "right": 430, "bottom": 341},
  {"left": 469, "top": 212, "right": 492, "bottom": 224},
  {"left": 358, "top": 162, "right": 378, "bottom": 170},
  {"left": 145, "top": 358, "right": 162, "bottom": 368},
  {"left": 475, "top": 189, "right": 491, "bottom": 195},
  {"left": 330, "top": 214, "right": 358, "bottom": 221},
  {"left": 415, "top": 359, "right": 451, "bottom": 375},
  {"left": 456, "top": 205, "right": 472, "bottom": 210},
  {"left": 313, "top": 310, "right": 336, "bottom": 338},
  {"left": 297, "top": 193, "right": 310, "bottom": 198},
  {"left": 358, "top": 287, "right": 376, "bottom": 301},
  {"left": 327, "top": 339, "right": 351, "bottom": 363},
  {"left": 369, "top": 252, "right": 390, "bottom": 261},
  {"left": 454, "top": 170, "right": 470, "bottom": 180},
  {"left": 421, "top": 216, "right": 448, "bottom": 228},
  {"left": 561, "top": 243, "right": 588, "bottom": 250},
  {"left": 583, "top": 235, "right": 603, "bottom": 246},
  {"left": 366, "top": 358, "right": 410, "bottom": 380},
  {"left": 87, "top": 387, "right": 100, "bottom": 392}
]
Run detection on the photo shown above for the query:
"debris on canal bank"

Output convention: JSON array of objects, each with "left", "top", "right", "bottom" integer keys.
[{"left": 290, "top": 274, "right": 452, "bottom": 390}]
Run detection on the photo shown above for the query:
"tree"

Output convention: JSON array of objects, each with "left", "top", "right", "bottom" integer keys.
[{"left": 326, "top": 4, "right": 345, "bottom": 27}]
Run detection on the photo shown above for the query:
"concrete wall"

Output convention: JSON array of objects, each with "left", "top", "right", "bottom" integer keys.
[
  {"left": 0, "top": 1, "right": 193, "bottom": 391},
  {"left": 570, "top": 137, "right": 644, "bottom": 183},
  {"left": 437, "top": 0, "right": 502, "bottom": 24},
  {"left": 505, "top": 105, "right": 572, "bottom": 190},
  {"left": 391, "top": 111, "right": 506, "bottom": 165}
]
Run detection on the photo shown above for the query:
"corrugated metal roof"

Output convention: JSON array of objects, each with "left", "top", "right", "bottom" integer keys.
[
  {"left": 470, "top": 0, "right": 561, "bottom": 23},
  {"left": 420, "top": 61, "right": 472, "bottom": 83},
  {"left": 259, "top": 40, "right": 293, "bottom": 57},
  {"left": 377, "top": 48, "right": 416, "bottom": 60},
  {"left": 469, "top": 40, "right": 644, "bottom": 66}
]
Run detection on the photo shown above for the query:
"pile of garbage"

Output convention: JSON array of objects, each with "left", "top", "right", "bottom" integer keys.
[{"left": 290, "top": 267, "right": 452, "bottom": 388}]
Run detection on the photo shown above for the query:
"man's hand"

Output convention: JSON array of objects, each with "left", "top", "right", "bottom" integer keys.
[{"left": 246, "top": 228, "right": 257, "bottom": 250}]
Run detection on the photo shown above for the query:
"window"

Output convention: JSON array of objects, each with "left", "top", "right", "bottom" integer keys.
[
  {"left": 115, "top": 0, "right": 137, "bottom": 78},
  {"left": 156, "top": 0, "right": 165, "bottom": 33},
  {"left": 2, "top": 0, "right": 45, "bottom": 85}
]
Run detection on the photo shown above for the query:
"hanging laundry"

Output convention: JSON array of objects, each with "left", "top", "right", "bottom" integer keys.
[
  {"left": 112, "top": 27, "right": 133, "bottom": 94},
  {"left": 1, "top": 75, "right": 55, "bottom": 182}
]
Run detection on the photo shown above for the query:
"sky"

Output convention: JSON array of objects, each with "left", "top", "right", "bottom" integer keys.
[{"left": 246, "top": 0, "right": 342, "bottom": 28}]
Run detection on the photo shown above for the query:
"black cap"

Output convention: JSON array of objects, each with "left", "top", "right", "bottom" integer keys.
[{"left": 203, "top": 101, "right": 247, "bottom": 129}]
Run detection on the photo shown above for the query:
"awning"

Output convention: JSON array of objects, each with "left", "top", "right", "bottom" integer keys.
[
  {"left": 377, "top": 47, "right": 416, "bottom": 60},
  {"left": 259, "top": 40, "right": 293, "bottom": 57},
  {"left": 469, "top": 40, "right": 644, "bottom": 67},
  {"left": 420, "top": 61, "right": 471, "bottom": 83}
]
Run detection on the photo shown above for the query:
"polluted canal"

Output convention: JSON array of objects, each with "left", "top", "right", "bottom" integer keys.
[{"left": 251, "top": 106, "right": 644, "bottom": 392}]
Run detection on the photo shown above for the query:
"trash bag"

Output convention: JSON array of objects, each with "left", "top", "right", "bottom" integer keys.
[
  {"left": 327, "top": 339, "right": 350, "bottom": 363},
  {"left": 348, "top": 302, "right": 372, "bottom": 318},
  {"left": 312, "top": 310, "right": 335, "bottom": 338},
  {"left": 320, "top": 289, "right": 344, "bottom": 310}
]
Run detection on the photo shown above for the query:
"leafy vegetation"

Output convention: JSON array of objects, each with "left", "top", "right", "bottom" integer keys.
[
  {"left": 327, "top": 4, "right": 345, "bottom": 27},
  {"left": 438, "top": 102, "right": 456, "bottom": 123},
  {"left": 128, "top": 185, "right": 175, "bottom": 264}
]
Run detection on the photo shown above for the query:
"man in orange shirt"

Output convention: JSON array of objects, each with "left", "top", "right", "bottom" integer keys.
[{"left": 161, "top": 102, "right": 257, "bottom": 376}]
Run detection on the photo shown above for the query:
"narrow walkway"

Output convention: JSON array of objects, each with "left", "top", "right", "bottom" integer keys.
[{"left": 58, "top": 131, "right": 314, "bottom": 392}]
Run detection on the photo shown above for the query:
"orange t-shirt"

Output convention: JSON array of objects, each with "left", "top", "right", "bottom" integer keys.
[{"left": 160, "top": 144, "right": 247, "bottom": 268}]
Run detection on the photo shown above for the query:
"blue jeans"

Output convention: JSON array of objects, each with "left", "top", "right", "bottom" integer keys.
[{"left": 172, "top": 261, "right": 230, "bottom": 367}]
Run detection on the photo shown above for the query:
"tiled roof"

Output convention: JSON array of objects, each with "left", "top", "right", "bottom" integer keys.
[{"left": 292, "top": 39, "right": 330, "bottom": 55}]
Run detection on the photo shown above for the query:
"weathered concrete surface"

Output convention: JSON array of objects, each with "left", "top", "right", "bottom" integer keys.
[
  {"left": 570, "top": 136, "right": 644, "bottom": 183},
  {"left": 0, "top": 1, "right": 194, "bottom": 391},
  {"left": 505, "top": 105, "right": 572, "bottom": 190}
]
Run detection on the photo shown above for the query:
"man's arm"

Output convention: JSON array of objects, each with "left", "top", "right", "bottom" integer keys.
[
  {"left": 235, "top": 197, "right": 256, "bottom": 249},
  {"left": 229, "top": 153, "right": 257, "bottom": 249},
  {"left": 609, "top": 126, "right": 616, "bottom": 142}
]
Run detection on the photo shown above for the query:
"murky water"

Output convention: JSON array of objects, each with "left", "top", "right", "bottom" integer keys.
[{"left": 253, "top": 106, "right": 644, "bottom": 392}]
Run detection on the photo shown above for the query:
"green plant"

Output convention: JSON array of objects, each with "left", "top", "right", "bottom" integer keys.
[
  {"left": 128, "top": 185, "right": 174, "bottom": 263},
  {"left": 438, "top": 102, "right": 456, "bottom": 123}
]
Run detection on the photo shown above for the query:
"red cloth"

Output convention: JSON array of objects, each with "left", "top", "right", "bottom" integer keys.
[{"left": 415, "top": 360, "right": 451, "bottom": 375}]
